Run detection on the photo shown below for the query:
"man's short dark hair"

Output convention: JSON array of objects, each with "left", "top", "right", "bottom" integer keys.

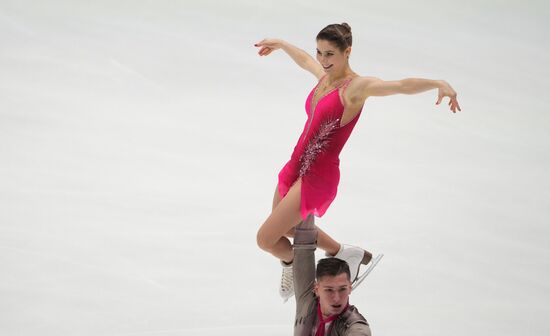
[{"left": 316, "top": 257, "right": 351, "bottom": 281}]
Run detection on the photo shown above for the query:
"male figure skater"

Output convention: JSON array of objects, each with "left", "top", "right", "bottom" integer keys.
[{"left": 292, "top": 215, "right": 371, "bottom": 336}]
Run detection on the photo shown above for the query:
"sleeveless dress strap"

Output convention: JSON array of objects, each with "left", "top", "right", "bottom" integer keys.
[
  {"left": 338, "top": 77, "right": 356, "bottom": 105},
  {"left": 341, "top": 76, "right": 357, "bottom": 93}
]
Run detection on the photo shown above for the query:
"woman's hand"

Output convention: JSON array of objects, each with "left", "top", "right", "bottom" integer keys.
[
  {"left": 254, "top": 38, "right": 284, "bottom": 56},
  {"left": 436, "top": 80, "right": 461, "bottom": 113}
]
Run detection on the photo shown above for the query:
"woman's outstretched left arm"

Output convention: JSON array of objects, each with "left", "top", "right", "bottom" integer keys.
[{"left": 352, "top": 77, "right": 461, "bottom": 113}]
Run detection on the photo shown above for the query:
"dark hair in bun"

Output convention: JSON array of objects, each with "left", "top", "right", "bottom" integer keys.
[{"left": 316, "top": 23, "right": 352, "bottom": 51}]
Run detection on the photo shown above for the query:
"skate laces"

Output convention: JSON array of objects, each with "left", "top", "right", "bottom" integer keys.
[{"left": 279, "top": 263, "right": 294, "bottom": 301}]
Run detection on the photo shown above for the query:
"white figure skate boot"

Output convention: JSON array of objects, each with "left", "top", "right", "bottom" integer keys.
[
  {"left": 279, "top": 261, "right": 294, "bottom": 302},
  {"left": 330, "top": 244, "right": 383, "bottom": 290}
]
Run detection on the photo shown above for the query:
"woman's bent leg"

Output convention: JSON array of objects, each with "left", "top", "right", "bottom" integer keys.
[
  {"left": 271, "top": 181, "right": 340, "bottom": 261},
  {"left": 273, "top": 181, "right": 340, "bottom": 257},
  {"left": 257, "top": 178, "right": 304, "bottom": 263}
]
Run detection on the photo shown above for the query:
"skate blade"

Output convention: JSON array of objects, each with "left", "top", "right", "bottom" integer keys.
[{"left": 352, "top": 253, "right": 383, "bottom": 290}]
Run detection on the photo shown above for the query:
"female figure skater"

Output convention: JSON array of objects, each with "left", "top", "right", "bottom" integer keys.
[{"left": 254, "top": 23, "right": 461, "bottom": 302}]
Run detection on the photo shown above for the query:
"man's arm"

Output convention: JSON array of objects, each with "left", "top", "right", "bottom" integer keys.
[{"left": 292, "top": 214, "right": 318, "bottom": 336}]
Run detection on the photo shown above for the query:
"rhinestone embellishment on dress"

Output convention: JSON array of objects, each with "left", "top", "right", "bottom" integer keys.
[{"left": 298, "top": 118, "right": 340, "bottom": 177}]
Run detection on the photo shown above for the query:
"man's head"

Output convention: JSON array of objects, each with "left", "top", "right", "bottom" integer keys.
[{"left": 314, "top": 258, "right": 352, "bottom": 317}]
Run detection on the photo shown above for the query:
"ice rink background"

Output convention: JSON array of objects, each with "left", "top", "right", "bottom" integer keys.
[{"left": 1, "top": 0, "right": 549, "bottom": 335}]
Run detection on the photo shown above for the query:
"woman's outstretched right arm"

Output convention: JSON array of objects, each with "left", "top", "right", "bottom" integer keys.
[{"left": 254, "top": 38, "right": 324, "bottom": 79}]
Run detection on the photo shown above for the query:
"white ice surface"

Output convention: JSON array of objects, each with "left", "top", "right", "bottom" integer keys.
[{"left": 1, "top": 1, "right": 549, "bottom": 335}]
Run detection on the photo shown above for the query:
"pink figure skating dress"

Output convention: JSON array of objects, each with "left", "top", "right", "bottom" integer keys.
[{"left": 277, "top": 75, "right": 363, "bottom": 220}]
